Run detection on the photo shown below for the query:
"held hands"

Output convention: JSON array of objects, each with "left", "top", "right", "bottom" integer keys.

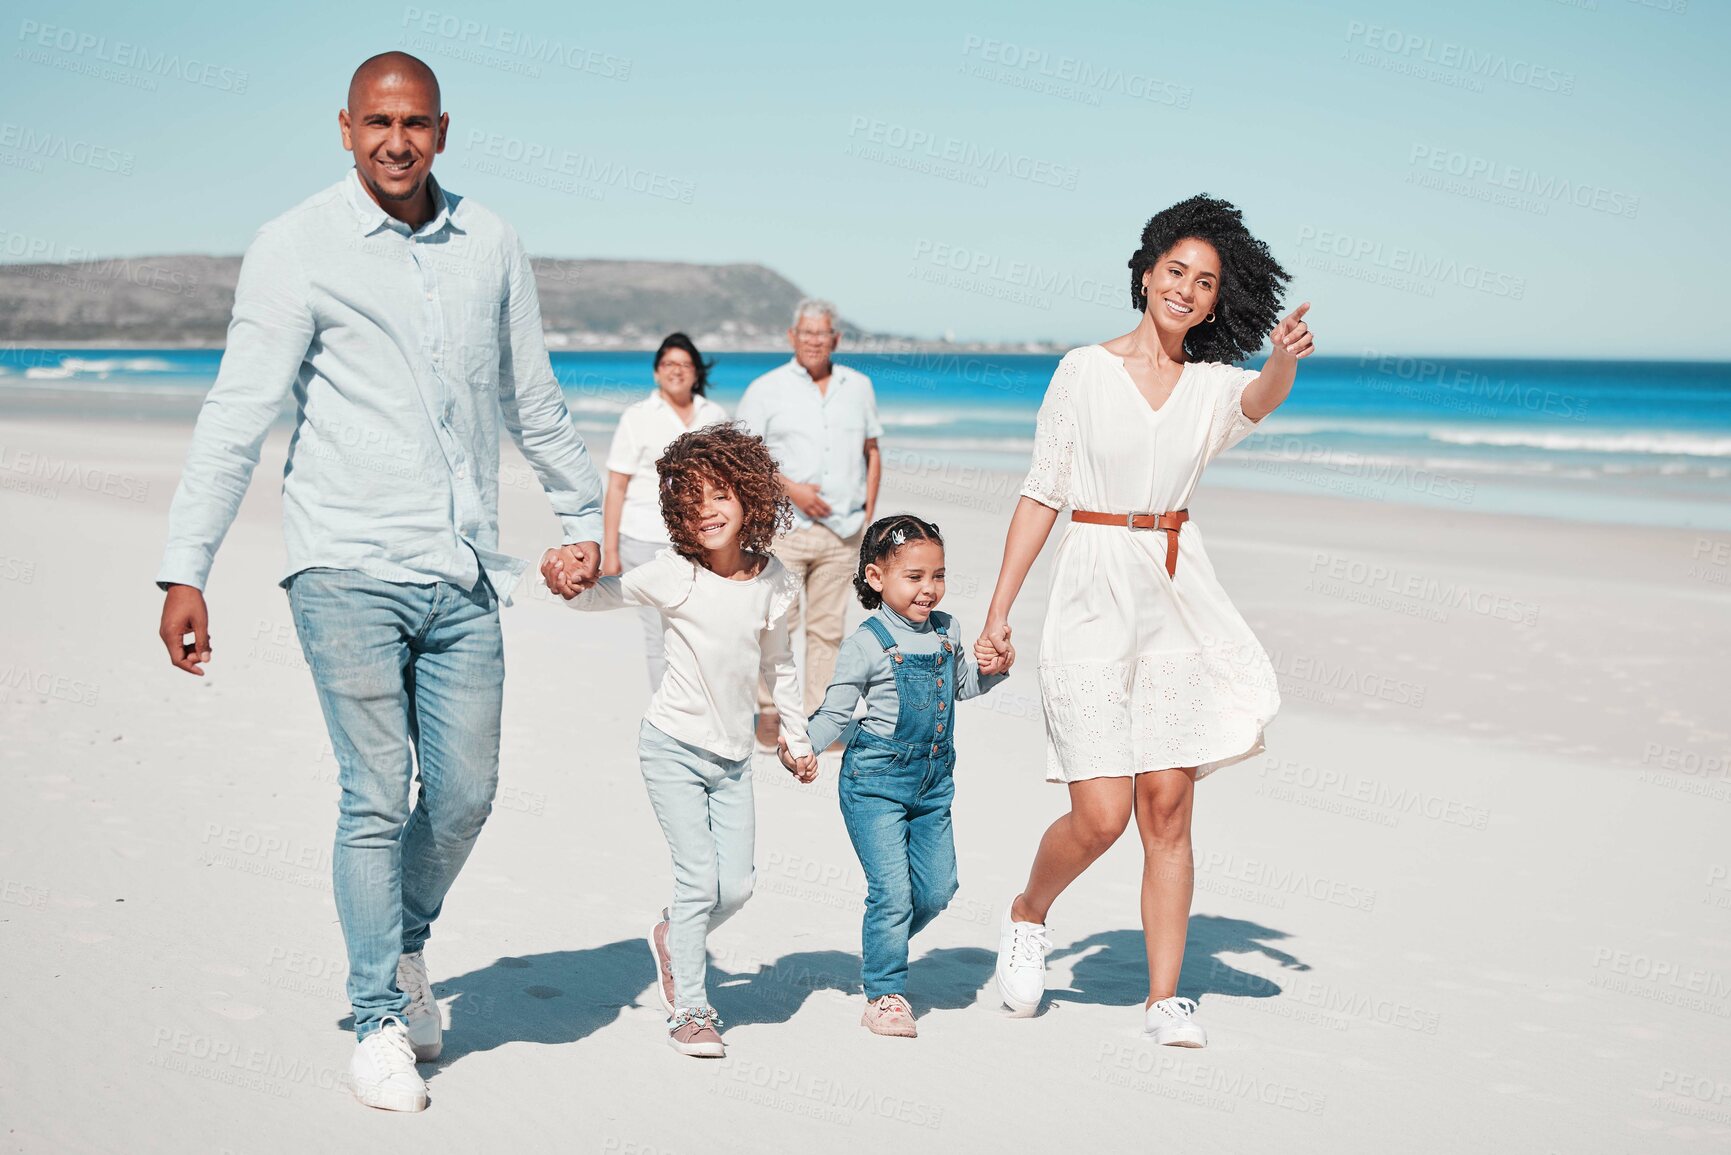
[
  {"left": 1267, "top": 302, "right": 1314, "bottom": 363},
  {"left": 974, "top": 618, "right": 1015, "bottom": 676},
  {"left": 777, "top": 736, "right": 820, "bottom": 783},
  {"left": 784, "top": 480, "right": 832, "bottom": 521},
  {"left": 540, "top": 541, "right": 601, "bottom": 599},
  {"left": 159, "top": 584, "right": 212, "bottom": 675}
]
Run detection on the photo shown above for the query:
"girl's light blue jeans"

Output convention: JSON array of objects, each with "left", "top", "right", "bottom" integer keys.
[{"left": 637, "top": 720, "right": 756, "bottom": 1010}]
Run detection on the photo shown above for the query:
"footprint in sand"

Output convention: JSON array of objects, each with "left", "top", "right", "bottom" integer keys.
[{"left": 202, "top": 992, "right": 266, "bottom": 1021}]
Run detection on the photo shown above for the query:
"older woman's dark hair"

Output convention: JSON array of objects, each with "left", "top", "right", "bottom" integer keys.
[
  {"left": 654, "top": 331, "right": 714, "bottom": 396},
  {"left": 1128, "top": 194, "right": 1289, "bottom": 364}
]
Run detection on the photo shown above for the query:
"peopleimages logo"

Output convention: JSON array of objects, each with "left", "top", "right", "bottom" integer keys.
[
  {"left": 15, "top": 20, "right": 250, "bottom": 92},
  {"left": 1343, "top": 21, "right": 1575, "bottom": 94},
  {"left": 400, "top": 8, "right": 632, "bottom": 80},
  {"left": 846, "top": 115, "right": 1080, "bottom": 190},
  {"left": 959, "top": 35, "right": 1192, "bottom": 108},
  {"left": 0, "top": 123, "right": 134, "bottom": 175},
  {"left": 462, "top": 130, "right": 695, "bottom": 203},
  {"left": 1407, "top": 145, "right": 1639, "bottom": 219},
  {"left": 1295, "top": 226, "right": 1526, "bottom": 300},
  {"left": 0, "top": 665, "right": 100, "bottom": 707}
]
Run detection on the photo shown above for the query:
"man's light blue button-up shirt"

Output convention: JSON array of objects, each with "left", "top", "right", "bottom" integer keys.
[
  {"left": 735, "top": 359, "right": 882, "bottom": 539},
  {"left": 156, "top": 168, "right": 603, "bottom": 602}
]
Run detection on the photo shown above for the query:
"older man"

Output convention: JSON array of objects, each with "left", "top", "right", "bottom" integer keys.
[
  {"left": 736, "top": 299, "right": 882, "bottom": 744},
  {"left": 154, "top": 53, "right": 601, "bottom": 1112}
]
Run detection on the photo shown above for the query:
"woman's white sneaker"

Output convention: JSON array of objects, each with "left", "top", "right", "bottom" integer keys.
[
  {"left": 350, "top": 1017, "right": 429, "bottom": 1112},
  {"left": 995, "top": 902, "right": 1051, "bottom": 1017},
  {"left": 396, "top": 951, "right": 442, "bottom": 1061},
  {"left": 1144, "top": 996, "right": 1207, "bottom": 1047}
]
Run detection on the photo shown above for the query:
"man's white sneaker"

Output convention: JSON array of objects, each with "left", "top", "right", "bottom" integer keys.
[
  {"left": 995, "top": 901, "right": 1051, "bottom": 1018},
  {"left": 396, "top": 951, "right": 442, "bottom": 1061},
  {"left": 1144, "top": 996, "right": 1207, "bottom": 1047},
  {"left": 350, "top": 1017, "right": 429, "bottom": 1112}
]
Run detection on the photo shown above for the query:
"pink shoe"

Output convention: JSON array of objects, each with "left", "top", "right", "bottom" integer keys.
[
  {"left": 667, "top": 1007, "right": 725, "bottom": 1057},
  {"left": 646, "top": 911, "right": 674, "bottom": 1015},
  {"left": 861, "top": 994, "right": 918, "bottom": 1038}
]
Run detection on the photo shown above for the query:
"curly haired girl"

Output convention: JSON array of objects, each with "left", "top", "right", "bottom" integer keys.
[{"left": 541, "top": 422, "right": 818, "bottom": 1059}]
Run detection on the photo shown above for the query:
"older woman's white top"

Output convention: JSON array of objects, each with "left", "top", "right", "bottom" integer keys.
[
  {"left": 607, "top": 390, "right": 730, "bottom": 544},
  {"left": 1020, "top": 344, "right": 1281, "bottom": 782}
]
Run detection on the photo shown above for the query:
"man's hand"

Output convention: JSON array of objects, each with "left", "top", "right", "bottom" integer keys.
[
  {"left": 160, "top": 584, "right": 213, "bottom": 676},
  {"left": 541, "top": 541, "right": 601, "bottom": 599},
  {"left": 784, "top": 480, "right": 832, "bottom": 521},
  {"left": 975, "top": 618, "right": 1014, "bottom": 676},
  {"left": 778, "top": 737, "right": 820, "bottom": 783}
]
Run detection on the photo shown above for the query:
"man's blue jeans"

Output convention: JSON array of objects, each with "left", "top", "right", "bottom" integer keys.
[{"left": 287, "top": 568, "right": 503, "bottom": 1040}]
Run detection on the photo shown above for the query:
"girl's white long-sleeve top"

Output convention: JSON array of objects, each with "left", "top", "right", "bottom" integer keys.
[{"left": 566, "top": 548, "right": 812, "bottom": 761}]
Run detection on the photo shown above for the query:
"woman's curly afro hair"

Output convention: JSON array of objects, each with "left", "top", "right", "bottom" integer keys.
[
  {"left": 656, "top": 423, "right": 793, "bottom": 561},
  {"left": 1128, "top": 194, "right": 1290, "bottom": 364}
]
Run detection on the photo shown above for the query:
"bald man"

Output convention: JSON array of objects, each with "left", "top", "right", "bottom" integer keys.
[{"left": 156, "top": 53, "right": 603, "bottom": 1112}]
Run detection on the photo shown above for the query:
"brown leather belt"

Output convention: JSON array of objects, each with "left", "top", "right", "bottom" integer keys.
[{"left": 1070, "top": 508, "right": 1189, "bottom": 577}]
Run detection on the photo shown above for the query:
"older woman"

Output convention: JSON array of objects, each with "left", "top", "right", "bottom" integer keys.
[
  {"left": 976, "top": 195, "right": 1313, "bottom": 1046},
  {"left": 604, "top": 332, "right": 729, "bottom": 688}
]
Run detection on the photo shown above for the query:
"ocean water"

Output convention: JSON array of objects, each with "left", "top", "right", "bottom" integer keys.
[{"left": 3, "top": 347, "right": 1728, "bottom": 529}]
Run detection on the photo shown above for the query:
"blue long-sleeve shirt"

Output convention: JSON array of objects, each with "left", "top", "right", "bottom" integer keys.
[
  {"left": 806, "top": 605, "right": 1008, "bottom": 752},
  {"left": 156, "top": 168, "right": 603, "bottom": 602}
]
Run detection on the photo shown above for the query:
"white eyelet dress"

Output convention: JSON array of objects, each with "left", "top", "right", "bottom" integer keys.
[{"left": 1021, "top": 344, "right": 1281, "bottom": 783}]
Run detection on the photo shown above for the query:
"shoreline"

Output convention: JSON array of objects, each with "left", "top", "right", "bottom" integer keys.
[
  {"left": 5, "top": 339, "right": 1729, "bottom": 365},
  {"left": 4, "top": 408, "right": 1725, "bottom": 534}
]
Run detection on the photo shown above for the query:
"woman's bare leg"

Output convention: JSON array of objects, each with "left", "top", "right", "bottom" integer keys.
[
  {"left": 1009, "top": 777, "right": 1134, "bottom": 925},
  {"left": 1134, "top": 767, "right": 1197, "bottom": 1004}
]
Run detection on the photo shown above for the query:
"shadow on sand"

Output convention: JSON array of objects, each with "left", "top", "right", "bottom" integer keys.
[
  {"left": 374, "top": 912, "right": 1306, "bottom": 1072},
  {"left": 1047, "top": 913, "right": 1310, "bottom": 1007}
]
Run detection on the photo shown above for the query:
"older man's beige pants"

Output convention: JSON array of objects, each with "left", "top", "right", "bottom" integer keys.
[{"left": 758, "top": 523, "right": 863, "bottom": 717}]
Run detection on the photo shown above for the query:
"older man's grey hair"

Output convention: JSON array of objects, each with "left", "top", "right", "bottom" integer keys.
[{"left": 791, "top": 298, "right": 839, "bottom": 330}]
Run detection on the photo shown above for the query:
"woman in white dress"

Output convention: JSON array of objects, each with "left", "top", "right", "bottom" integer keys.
[
  {"left": 975, "top": 195, "right": 1314, "bottom": 1046},
  {"left": 604, "top": 333, "right": 730, "bottom": 688}
]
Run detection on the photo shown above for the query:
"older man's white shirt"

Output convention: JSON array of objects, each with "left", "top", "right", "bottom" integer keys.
[{"left": 735, "top": 359, "right": 882, "bottom": 539}]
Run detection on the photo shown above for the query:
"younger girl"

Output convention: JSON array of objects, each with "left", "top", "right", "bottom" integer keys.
[
  {"left": 544, "top": 424, "right": 819, "bottom": 1058},
  {"left": 802, "top": 514, "right": 1008, "bottom": 1037}
]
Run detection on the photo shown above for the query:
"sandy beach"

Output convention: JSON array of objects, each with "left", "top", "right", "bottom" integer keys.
[{"left": 3, "top": 414, "right": 1730, "bottom": 1153}]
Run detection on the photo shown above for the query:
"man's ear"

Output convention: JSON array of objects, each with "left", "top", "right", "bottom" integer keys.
[{"left": 864, "top": 562, "right": 885, "bottom": 592}]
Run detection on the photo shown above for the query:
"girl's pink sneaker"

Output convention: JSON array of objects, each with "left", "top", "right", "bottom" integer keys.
[
  {"left": 667, "top": 1007, "right": 725, "bottom": 1057},
  {"left": 861, "top": 994, "right": 918, "bottom": 1038}
]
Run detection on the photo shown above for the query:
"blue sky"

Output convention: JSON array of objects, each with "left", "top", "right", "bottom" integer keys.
[{"left": 1, "top": 0, "right": 1723, "bottom": 357}]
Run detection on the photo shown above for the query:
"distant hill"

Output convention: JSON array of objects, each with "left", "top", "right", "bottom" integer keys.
[{"left": 0, "top": 254, "right": 1061, "bottom": 353}]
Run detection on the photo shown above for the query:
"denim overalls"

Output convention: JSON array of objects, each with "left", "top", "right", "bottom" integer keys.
[{"left": 838, "top": 610, "right": 963, "bottom": 999}]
